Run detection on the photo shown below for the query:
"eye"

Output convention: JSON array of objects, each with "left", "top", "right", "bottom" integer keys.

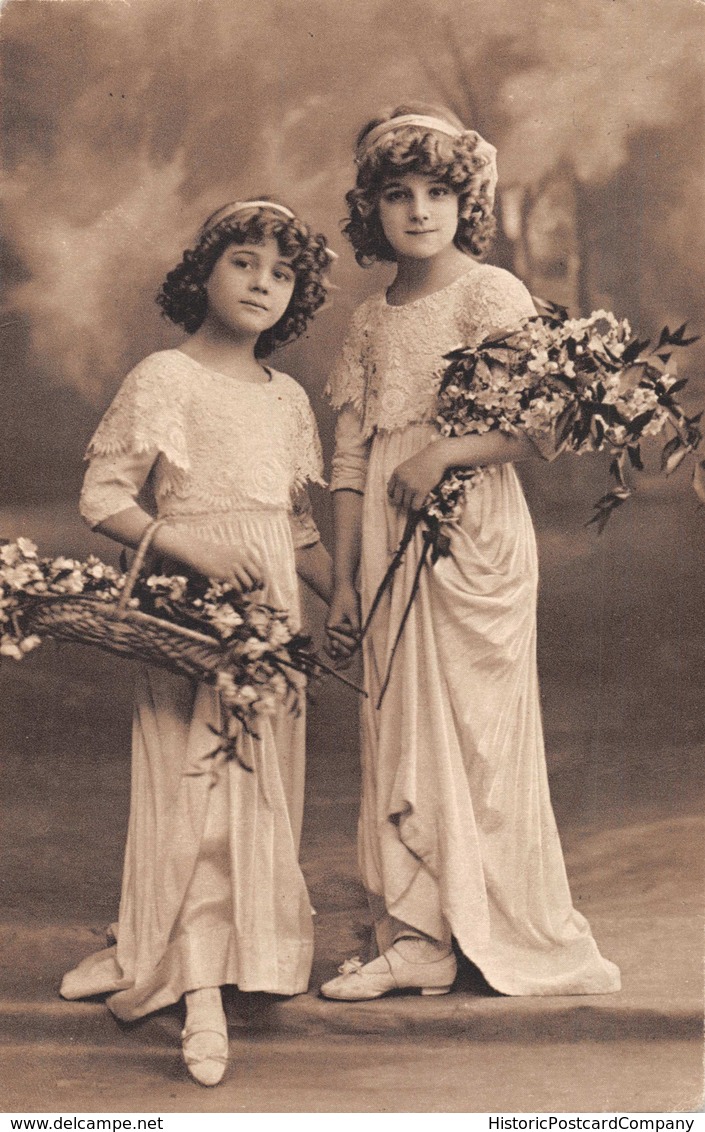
[
  {"left": 382, "top": 188, "right": 406, "bottom": 203},
  {"left": 430, "top": 184, "right": 451, "bottom": 198},
  {"left": 273, "top": 267, "right": 295, "bottom": 283},
  {"left": 231, "top": 256, "right": 252, "bottom": 270}
]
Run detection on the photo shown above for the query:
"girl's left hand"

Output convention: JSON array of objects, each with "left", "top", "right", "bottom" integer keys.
[{"left": 387, "top": 443, "right": 448, "bottom": 512}]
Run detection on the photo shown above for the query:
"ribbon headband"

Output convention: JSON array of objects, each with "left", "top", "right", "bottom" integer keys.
[
  {"left": 357, "top": 115, "right": 463, "bottom": 159},
  {"left": 200, "top": 200, "right": 296, "bottom": 236},
  {"left": 199, "top": 199, "right": 338, "bottom": 261},
  {"left": 355, "top": 114, "right": 498, "bottom": 207}
]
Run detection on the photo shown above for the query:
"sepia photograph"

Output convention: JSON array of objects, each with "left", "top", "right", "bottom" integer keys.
[{"left": 1, "top": 0, "right": 704, "bottom": 1116}]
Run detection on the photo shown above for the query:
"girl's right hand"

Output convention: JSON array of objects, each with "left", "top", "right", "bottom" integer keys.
[
  {"left": 325, "top": 583, "right": 361, "bottom": 661},
  {"left": 183, "top": 542, "right": 262, "bottom": 592}
]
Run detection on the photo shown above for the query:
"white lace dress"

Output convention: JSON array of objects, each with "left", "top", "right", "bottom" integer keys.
[
  {"left": 328, "top": 265, "right": 621, "bottom": 995},
  {"left": 60, "top": 349, "right": 324, "bottom": 1020}
]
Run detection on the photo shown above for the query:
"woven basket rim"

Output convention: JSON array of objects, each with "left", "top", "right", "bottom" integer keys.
[{"left": 23, "top": 592, "right": 226, "bottom": 652}]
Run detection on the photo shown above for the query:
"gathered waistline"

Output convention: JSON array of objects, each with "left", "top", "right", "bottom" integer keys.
[{"left": 160, "top": 506, "right": 289, "bottom": 523}]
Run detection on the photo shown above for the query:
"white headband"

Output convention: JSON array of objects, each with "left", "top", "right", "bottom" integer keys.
[
  {"left": 199, "top": 199, "right": 338, "bottom": 260},
  {"left": 200, "top": 200, "right": 296, "bottom": 236},
  {"left": 358, "top": 115, "right": 462, "bottom": 157},
  {"left": 356, "top": 114, "right": 498, "bottom": 207}
]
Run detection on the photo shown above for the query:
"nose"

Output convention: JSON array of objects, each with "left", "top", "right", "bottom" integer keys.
[
  {"left": 250, "top": 270, "right": 270, "bottom": 293},
  {"left": 409, "top": 192, "right": 430, "bottom": 222}
]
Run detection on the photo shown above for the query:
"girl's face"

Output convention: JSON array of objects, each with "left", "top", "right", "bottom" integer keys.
[
  {"left": 204, "top": 237, "right": 296, "bottom": 339},
  {"left": 378, "top": 172, "right": 459, "bottom": 261}
]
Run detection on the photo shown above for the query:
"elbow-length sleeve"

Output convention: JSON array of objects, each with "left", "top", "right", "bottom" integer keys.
[
  {"left": 329, "top": 404, "right": 371, "bottom": 494},
  {"left": 79, "top": 354, "right": 190, "bottom": 528},
  {"left": 288, "top": 485, "right": 321, "bottom": 550},
  {"left": 286, "top": 379, "right": 325, "bottom": 549},
  {"left": 325, "top": 302, "right": 373, "bottom": 494},
  {"left": 289, "top": 380, "right": 325, "bottom": 493},
  {"left": 80, "top": 449, "right": 158, "bottom": 529}
]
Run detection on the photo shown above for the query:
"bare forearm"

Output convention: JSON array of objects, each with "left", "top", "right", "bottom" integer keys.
[
  {"left": 96, "top": 506, "right": 200, "bottom": 571},
  {"left": 95, "top": 506, "right": 261, "bottom": 588},
  {"left": 332, "top": 489, "right": 363, "bottom": 588},
  {"left": 434, "top": 430, "right": 537, "bottom": 473},
  {"left": 295, "top": 541, "right": 333, "bottom": 604},
  {"left": 94, "top": 506, "right": 156, "bottom": 551}
]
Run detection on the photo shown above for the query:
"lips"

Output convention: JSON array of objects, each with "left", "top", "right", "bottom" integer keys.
[
  {"left": 240, "top": 300, "right": 269, "bottom": 312},
  {"left": 406, "top": 229, "right": 438, "bottom": 236}
]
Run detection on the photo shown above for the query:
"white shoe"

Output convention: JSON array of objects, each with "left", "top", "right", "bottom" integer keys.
[
  {"left": 181, "top": 1025, "right": 229, "bottom": 1087},
  {"left": 320, "top": 944, "right": 457, "bottom": 1001}
]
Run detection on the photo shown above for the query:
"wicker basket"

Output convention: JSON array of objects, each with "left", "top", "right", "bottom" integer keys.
[{"left": 22, "top": 520, "right": 232, "bottom": 683}]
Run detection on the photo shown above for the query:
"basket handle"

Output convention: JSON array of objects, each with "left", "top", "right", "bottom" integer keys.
[{"left": 114, "top": 519, "right": 167, "bottom": 620}]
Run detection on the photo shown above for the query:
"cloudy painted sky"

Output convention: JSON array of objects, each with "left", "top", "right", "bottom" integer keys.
[{"left": 1, "top": 0, "right": 703, "bottom": 540}]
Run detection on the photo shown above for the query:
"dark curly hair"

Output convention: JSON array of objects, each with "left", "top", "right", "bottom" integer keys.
[
  {"left": 344, "top": 103, "right": 497, "bottom": 266},
  {"left": 156, "top": 201, "right": 331, "bottom": 357}
]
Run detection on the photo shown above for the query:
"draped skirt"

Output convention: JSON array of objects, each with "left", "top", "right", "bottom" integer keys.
[{"left": 359, "top": 424, "right": 620, "bottom": 996}]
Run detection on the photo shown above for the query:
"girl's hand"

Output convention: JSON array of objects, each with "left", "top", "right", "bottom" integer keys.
[
  {"left": 387, "top": 443, "right": 448, "bottom": 512},
  {"left": 184, "top": 542, "right": 262, "bottom": 592},
  {"left": 325, "top": 583, "right": 360, "bottom": 662}
]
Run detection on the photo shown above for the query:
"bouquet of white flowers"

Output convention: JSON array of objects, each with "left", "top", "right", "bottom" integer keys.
[
  {"left": 433, "top": 302, "right": 702, "bottom": 537},
  {"left": 0, "top": 534, "right": 360, "bottom": 765},
  {"left": 362, "top": 302, "right": 701, "bottom": 705}
]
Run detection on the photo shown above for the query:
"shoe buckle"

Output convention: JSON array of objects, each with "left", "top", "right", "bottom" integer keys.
[{"left": 338, "top": 955, "right": 364, "bottom": 976}]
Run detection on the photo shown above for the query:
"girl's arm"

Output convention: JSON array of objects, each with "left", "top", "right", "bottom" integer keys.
[
  {"left": 387, "top": 431, "right": 537, "bottom": 513},
  {"left": 95, "top": 504, "right": 262, "bottom": 590},
  {"left": 326, "top": 488, "right": 363, "bottom": 652},
  {"left": 295, "top": 540, "right": 333, "bottom": 604}
]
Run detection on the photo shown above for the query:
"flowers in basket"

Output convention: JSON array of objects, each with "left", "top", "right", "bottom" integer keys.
[
  {"left": 361, "top": 302, "right": 702, "bottom": 706},
  {"left": 0, "top": 538, "right": 358, "bottom": 764}
]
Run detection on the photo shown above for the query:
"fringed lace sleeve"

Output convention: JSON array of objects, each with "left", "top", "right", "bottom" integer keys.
[
  {"left": 288, "top": 485, "right": 321, "bottom": 550},
  {"left": 80, "top": 353, "right": 190, "bottom": 528},
  {"left": 324, "top": 302, "right": 370, "bottom": 415},
  {"left": 288, "top": 380, "right": 325, "bottom": 493},
  {"left": 85, "top": 354, "right": 190, "bottom": 470}
]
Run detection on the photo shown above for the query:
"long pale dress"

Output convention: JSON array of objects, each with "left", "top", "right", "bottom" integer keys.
[
  {"left": 327, "top": 265, "right": 621, "bottom": 996},
  {"left": 59, "top": 349, "right": 324, "bottom": 1020}
]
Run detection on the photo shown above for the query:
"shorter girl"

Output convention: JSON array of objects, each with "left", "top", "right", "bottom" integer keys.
[
  {"left": 324, "top": 105, "right": 621, "bottom": 1000},
  {"left": 60, "top": 200, "right": 334, "bottom": 1085}
]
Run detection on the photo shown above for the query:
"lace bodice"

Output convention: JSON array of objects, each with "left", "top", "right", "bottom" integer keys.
[
  {"left": 326, "top": 265, "right": 536, "bottom": 439},
  {"left": 82, "top": 350, "right": 324, "bottom": 525}
]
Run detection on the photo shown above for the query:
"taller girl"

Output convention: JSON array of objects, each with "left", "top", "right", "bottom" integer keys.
[{"left": 323, "top": 105, "right": 621, "bottom": 999}]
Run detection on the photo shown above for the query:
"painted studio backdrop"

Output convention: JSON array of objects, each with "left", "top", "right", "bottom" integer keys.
[{"left": 0, "top": 0, "right": 704, "bottom": 1075}]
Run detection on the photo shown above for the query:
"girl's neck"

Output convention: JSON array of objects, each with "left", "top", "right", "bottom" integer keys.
[
  {"left": 386, "top": 245, "right": 478, "bottom": 307},
  {"left": 180, "top": 320, "right": 270, "bottom": 383}
]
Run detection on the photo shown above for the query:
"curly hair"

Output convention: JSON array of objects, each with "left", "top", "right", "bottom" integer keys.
[
  {"left": 156, "top": 202, "right": 331, "bottom": 357},
  {"left": 344, "top": 103, "right": 497, "bottom": 266}
]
